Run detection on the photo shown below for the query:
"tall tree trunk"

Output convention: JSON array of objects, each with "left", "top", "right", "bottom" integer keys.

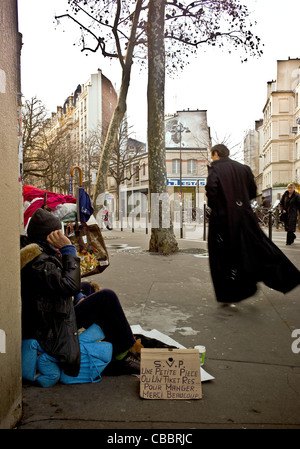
[
  {"left": 92, "top": 0, "right": 143, "bottom": 211},
  {"left": 147, "top": 0, "right": 178, "bottom": 254}
]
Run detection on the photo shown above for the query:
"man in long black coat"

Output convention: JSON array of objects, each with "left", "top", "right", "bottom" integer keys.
[{"left": 205, "top": 144, "right": 300, "bottom": 303}]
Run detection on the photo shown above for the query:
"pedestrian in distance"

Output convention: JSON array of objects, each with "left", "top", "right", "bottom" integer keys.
[
  {"left": 279, "top": 183, "right": 300, "bottom": 245},
  {"left": 20, "top": 208, "right": 141, "bottom": 378},
  {"left": 205, "top": 144, "right": 300, "bottom": 304}
]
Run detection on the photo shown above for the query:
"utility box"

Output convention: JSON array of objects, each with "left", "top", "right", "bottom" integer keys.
[{"left": 140, "top": 348, "right": 202, "bottom": 400}]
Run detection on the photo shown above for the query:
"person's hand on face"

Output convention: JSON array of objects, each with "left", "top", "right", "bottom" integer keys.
[{"left": 47, "top": 229, "right": 71, "bottom": 249}]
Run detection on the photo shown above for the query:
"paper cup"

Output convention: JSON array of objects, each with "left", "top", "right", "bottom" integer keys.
[{"left": 194, "top": 345, "right": 206, "bottom": 365}]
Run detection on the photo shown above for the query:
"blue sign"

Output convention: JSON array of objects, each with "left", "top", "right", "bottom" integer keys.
[{"left": 167, "top": 178, "right": 206, "bottom": 187}]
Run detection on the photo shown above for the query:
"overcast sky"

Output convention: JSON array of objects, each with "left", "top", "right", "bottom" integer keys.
[{"left": 18, "top": 0, "right": 300, "bottom": 154}]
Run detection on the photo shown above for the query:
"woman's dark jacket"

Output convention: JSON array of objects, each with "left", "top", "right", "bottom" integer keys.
[
  {"left": 279, "top": 190, "right": 300, "bottom": 232},
  {"left": 20, "top": 241, "right": 81, "bottom": 376},
  {"left": 205, "top": 157, "right": 300, "bottom": 303}
]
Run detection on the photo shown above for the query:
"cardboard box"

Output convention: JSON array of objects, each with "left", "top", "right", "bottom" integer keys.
[{"left": 140, "top": 348, "right": 202, "bottom": 400}]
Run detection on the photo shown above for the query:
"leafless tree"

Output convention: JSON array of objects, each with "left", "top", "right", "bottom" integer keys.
[
  {"left": 56, "top": 0, "right": 144, "bottom": 208},
  {"left": 55, "top": 0, "right": 262, "bottom": 195},
  {"left": 109, "top": 118, "right": 145, "bottom": 219},
  {"left": 78, "top": 126, "right": 104, "bottom": 196},
  {"left": 147, "top": 0, "right": 178, "bottom": 253},
  {"left": 42, "top": 133, "right": 78, "bottom": 193},
  {"left": 55, "top": 0, "right": 263, "bottom": 252},
  {"left": 22, "top": 97, "right": 49, "bottom": 183},
  {"left": 22, "top": 97, "right": 80, "bottom": 193}
]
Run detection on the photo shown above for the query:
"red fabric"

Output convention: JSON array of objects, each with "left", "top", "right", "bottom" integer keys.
[{"left": 23, "top": 185, "right": 76, "bottom": 226}]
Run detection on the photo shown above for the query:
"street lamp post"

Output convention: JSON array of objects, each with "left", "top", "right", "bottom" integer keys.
[
  {"left": 178, "top": 125, "right": 183, "bottom": 238},
  {"left": 170, "top": 121, "right": 190, "bottom": 238},
  {"left": 176, "top": 122, "right": 190, "bottom": 238}
]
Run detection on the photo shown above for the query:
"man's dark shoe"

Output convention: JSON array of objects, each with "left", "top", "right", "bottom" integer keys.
[{"left": 102, "top": 352, "right": 140, "bottom": 376}]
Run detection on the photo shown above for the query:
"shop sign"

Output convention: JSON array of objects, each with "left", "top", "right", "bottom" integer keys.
[{"left": 167, "top": 178, "right": 206, "bottom": 187}]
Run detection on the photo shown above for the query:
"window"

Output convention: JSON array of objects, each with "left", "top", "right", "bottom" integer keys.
[
  {"left": 134, "top": 164, "right": 140, "bottom": 182},
  {"left": 172, "top": 159, "right": 180, "bottom": 174},
  {"left": 279, "top": 120, "right": 289, "bottom": 136},
  {"left": 187, "top": 159, "right": 197, "bottom": 174},
  {"left": 279, "top": 98, "right": 289, "bottom": 113},
  {"left": 279, "top": 144, "right": 289, "bottom": 160}
]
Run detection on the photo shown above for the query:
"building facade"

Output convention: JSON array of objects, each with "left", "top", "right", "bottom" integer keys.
[
  {"left": 107, "top": 109, "right": 211, "bottom": 219},
  {"left": 45, "top": 69, "right": 117, "bottom": 193},
  {"left": 245, "top": 58, "right": 300, "bottom": 204}
]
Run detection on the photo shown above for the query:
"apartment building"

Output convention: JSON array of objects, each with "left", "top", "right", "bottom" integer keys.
[
  {"left": 294, "top": 80, "right": 300, "bottom": 184},
  {"left": 107, "top": 109, "right": 211, "bottom": 217},
  {"left": 46, "top": 69, "right": 117, "bottom": 191},
  {"left": 245, "top": 58, "right": 300, "bottom": 204},
  {"left": 71, "top": 70, "right": 117, "bottom": 146},
  {"left": 243, "top": 129, "right": 259, "bottom": 174}
]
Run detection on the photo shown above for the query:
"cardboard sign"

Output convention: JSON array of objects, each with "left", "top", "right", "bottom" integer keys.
[{"left": 140, "top": 348, "right": 202, "bottom": 400}]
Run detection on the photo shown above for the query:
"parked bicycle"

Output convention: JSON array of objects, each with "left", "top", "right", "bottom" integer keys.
[
  {"left": 251, "top": 200, "right": 284, "bottom": 228},
  {"left": 251, "top": 201, "right": 272, "bottom": 226}
]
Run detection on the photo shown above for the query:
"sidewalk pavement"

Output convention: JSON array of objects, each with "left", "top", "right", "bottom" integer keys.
[{"left": 17, "top": 227, "right": 300, "bottom": 430}]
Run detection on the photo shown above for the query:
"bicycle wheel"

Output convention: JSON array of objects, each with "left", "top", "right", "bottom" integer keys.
[{"left": 262, "top": 214, "right": 273, "bottom": 226}]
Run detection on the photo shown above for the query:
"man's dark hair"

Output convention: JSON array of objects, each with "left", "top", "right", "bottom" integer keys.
[{"left": 211, "top": 144, "right": 230, "bottom": 158}]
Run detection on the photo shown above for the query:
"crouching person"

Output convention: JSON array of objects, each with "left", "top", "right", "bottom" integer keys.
[{"left": 21, "top": 208, "right": 141, "bottom": 386}]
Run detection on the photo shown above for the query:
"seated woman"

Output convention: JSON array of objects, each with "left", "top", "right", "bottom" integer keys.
[{"left": 20, "top": 208, "right": 141, "bottom": 380}]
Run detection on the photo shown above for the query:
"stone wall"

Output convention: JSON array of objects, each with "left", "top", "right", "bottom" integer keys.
[{"left": 0, "top": 0, "right": 23, "bottom": 429}]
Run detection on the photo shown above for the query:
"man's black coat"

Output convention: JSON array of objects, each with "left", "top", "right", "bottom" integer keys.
[{"left": 205, "top": 157, "right": 300, "bottom": 303}]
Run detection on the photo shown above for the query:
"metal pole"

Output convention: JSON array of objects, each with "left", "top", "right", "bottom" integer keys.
[
  {"left": 203, "top": 203, "right": 207, "bottom": 241},
  {"left": 268, "top": 209, "right": 272, "bottom": 240},
  {"left": 179, "top": 125, "right": 183, "bottom": 238}
]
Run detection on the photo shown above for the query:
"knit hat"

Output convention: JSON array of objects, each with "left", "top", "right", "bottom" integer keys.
[{"left": 27, "top": 208, "right": 62, "bottom": 242}]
